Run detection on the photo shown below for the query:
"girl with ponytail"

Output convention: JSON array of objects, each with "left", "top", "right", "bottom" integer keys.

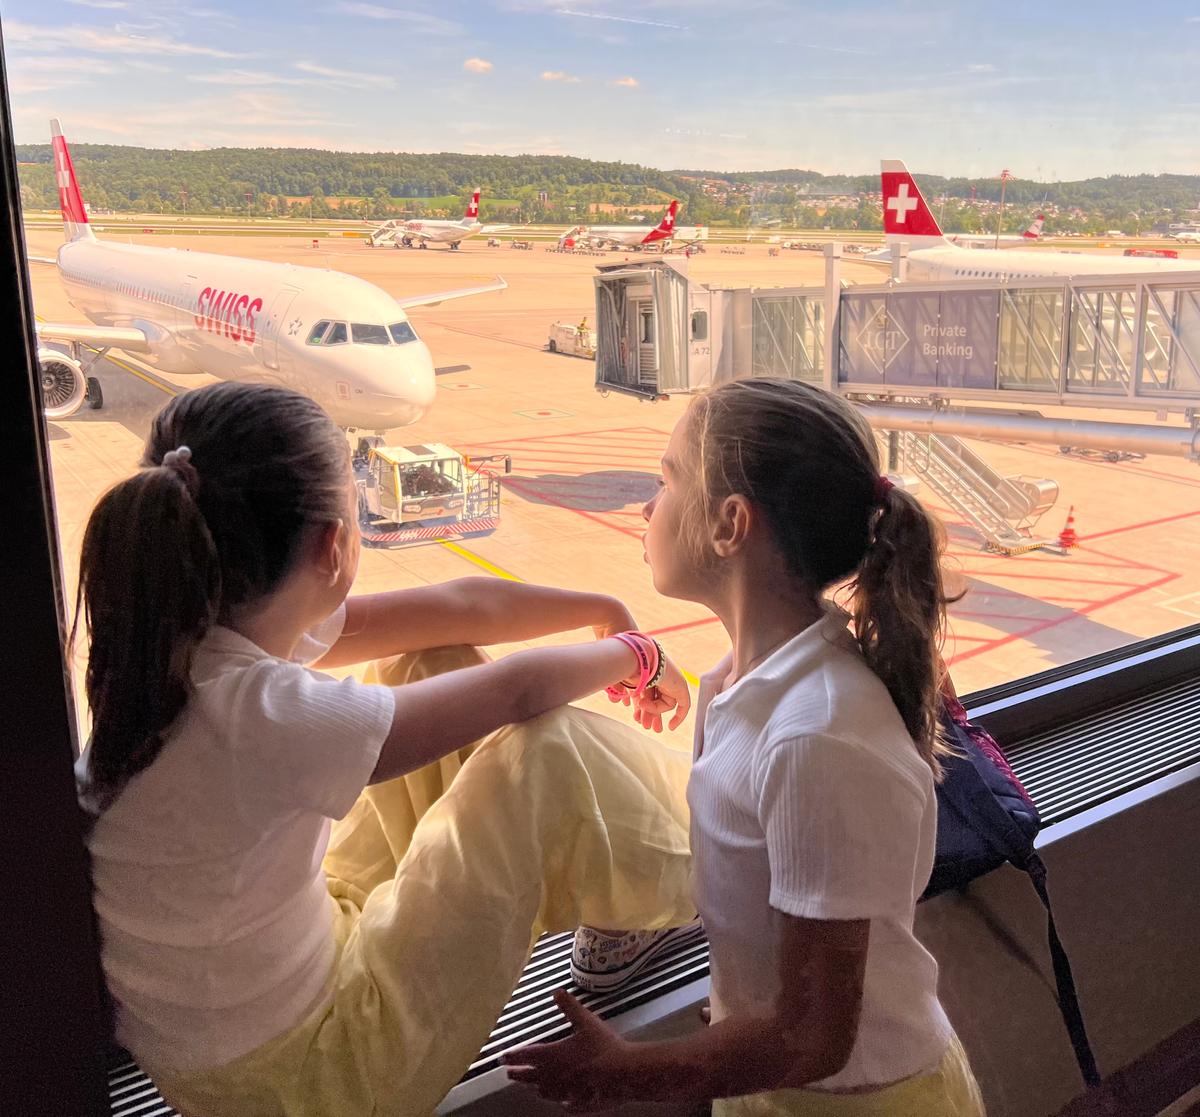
[
  {"left": 74, "top": 381, "right": 698, "bottom": 1116},
  {"left": 509, "top": 379, "right": 983, "bottom": 1116}
]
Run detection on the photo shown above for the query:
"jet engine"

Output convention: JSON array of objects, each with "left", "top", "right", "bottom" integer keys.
[{"left": 39, "top": 347, "right": 89, "bottom": 419}]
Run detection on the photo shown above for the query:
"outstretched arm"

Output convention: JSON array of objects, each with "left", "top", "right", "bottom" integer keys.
[
  {"left": 371, "top": 637, "right": 691, "bottom": 783},
  {"left": 314, "top": 579, "right": 637, "bottom": 668},
  {"left": 503, "top": 911, "right": 868, "bottom": 1110}
]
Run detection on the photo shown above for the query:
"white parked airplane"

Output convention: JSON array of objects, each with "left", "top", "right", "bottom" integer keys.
[
  {"left": 572, "top": 201, "right": 705, "bottom": 250},
  {"left": 878, "top": 160, "right": 1199, "bottom": 280},
  {"left": 31, "top": 120, "right": 505, "bottom": 428},
  {"left": 947, "top": 213, "right": 1045, "bottom": 248},
  {"left": 1166, "top": 230, "right": 1200, "bottom": 244},
  {"left": 377, "top": 189, "right": 511, "bottom": 250}
]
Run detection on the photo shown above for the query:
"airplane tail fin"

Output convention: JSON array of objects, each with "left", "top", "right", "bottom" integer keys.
[
  {"left": 881, "top": 160, "right": 946, "bottom": 247},
  {"left": 463, "top": 188, "right": 481, "bottom": 223},
  {"left": 643, "top": 200, "right": 679, "bottom": 243},
  {"left": 1023, "top": 214, "right": 1045, "bottom": 239},
  {"left": 50, "top": 119, "right": 94, "bottom": 243}
]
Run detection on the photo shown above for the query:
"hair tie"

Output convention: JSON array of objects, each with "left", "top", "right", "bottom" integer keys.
[
  {"left": 161, "top": 445, "right": 200, "bottom": 497},
  {"left": 875, "top": 475, "right": 894, "bottom": 505},
  {"left": 163, "top": 445, "right": 192, "bottom": 468}
]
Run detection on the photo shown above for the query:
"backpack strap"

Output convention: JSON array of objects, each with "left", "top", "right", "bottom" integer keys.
[{"left": 939, "top": 725, "right": 1102, "bottom": 1088}]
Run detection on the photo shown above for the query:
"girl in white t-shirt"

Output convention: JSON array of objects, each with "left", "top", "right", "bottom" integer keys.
[
  {"left": 507, "top": 378, "right": 985, "bottom": 1115},
  {"left": 74, "top": 381, "right": 696, "bottom": 1116}
]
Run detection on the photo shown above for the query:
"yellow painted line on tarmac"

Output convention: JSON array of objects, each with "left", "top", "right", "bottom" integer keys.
[{"left": 435, "top": 537, "right": 522, "bottom": 581}]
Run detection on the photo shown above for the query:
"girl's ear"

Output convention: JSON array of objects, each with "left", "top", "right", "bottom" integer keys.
[
  {"left": 314, "top": 520, "right": 345, "bottom": 586},
  {"left": 710, "top": 494, "right": 754, "bottom": 558}
]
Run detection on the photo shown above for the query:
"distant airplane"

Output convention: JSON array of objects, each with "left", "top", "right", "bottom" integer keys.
[
  {"left": 31, "top": 120, "right": 505, "bottom": 427},
  {"left": 947, "top": 214, "right": 1045, "bottom": 248},
  {"left": 1166, "top": 230, "right": 1200, "bottom": 244},
  {"left": 372, "top": 189, "right": 513, "bottom": 250},
  {"left": 570, "top": 201, "right": 707, "bottom": 250},
  {"left": 876, "top": 160, "right": 1199, "bottom": 280}
]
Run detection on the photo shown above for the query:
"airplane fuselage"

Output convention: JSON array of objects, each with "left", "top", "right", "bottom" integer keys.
[
  {"left": 898, "top": 243, "right": 1200, "bottom": 282},
  {"left": 396, "top": 219, "right": 482, "bottom": 246},
  {"left": 56, "top": 239, "right": 437, "bottom": 430}
]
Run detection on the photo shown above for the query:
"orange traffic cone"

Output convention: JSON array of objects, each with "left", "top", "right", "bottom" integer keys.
[{"left": 1058, "top": 506, "right": 1078, "bottom": 549}]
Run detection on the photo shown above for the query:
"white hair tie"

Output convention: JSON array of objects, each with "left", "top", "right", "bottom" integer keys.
[{"left": 162, "top": 445, "right": 192, "bottom": 468}]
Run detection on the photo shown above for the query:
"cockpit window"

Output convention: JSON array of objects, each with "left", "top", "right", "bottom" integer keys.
[
  {"left": 389, "top": 321, "right": 418, "bottom": 344},
  {"left": 352, "top": 323, "right": 391, "bottom": 345},
  {"left": 324, "top": 322, "right": 348, "bottom": 345},
  {"left": 307, "top": 320, "right": 331, "bottom": 344}
]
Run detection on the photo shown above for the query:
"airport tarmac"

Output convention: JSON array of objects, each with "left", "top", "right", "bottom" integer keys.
[{"left": 25, "top": 226, "right": 1200, "bottom": 751}]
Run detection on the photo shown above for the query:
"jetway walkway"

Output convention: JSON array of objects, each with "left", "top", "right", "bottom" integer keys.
[{"left": 891, "top": 429, "right": 1059, "bottom": 554}]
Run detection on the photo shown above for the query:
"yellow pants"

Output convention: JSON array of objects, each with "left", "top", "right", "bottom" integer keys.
[
  {"left": 149, "top": 647, "right": 694, "bottom": 1117},
  {"left": 715, "top": 1036, "right": 985, "bottom": 1117}
]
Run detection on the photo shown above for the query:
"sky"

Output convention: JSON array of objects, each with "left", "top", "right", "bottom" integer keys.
[{"left": 3, "top": 0, "right": 1200, "bottom": 179}]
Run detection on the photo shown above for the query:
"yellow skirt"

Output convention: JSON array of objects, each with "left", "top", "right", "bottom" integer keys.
[
  {"left": 148, "top": 647, "right": 695, "bottom": 1117},
  {"left": 715, "top": 1036, "right": 985, "bottom": 1117}
]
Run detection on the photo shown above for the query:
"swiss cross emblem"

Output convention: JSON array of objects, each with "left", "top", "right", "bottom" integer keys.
[{"left": 887, "top": 183, "right": 919, "bottom": 224}]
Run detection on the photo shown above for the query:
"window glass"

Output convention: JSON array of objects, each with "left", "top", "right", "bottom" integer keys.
[
  {"left": 9, "top": 3, "right": 1200, "bottom": 729},
  {"left": 351, "top": 323, "right": 390, "bottom": 345}
]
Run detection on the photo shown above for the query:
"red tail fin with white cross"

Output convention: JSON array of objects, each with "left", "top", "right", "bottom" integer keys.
[
  {"left": 1023, "top": 214, "right": 1045, "bottom": 239},
  {"left": 642, "top": 199, "right": 679, "bottom": 244},
  {"left": 881, "top": 160, "right": 946, "bottom": 247},
  {"left": 51, "top": 119, "right": 94, "bottom": 243},
  {"left": 463, "top": 188, "right": 481, "bottom": 222}
]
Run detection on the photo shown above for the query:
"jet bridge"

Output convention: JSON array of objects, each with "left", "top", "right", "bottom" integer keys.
[{"left": 594, "top": 252, "right": 1200, "bottom": 552}]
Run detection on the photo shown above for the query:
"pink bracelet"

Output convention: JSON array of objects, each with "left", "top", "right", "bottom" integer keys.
[{"left": 606, "top": 632, "right": 659, "bottom": 699}]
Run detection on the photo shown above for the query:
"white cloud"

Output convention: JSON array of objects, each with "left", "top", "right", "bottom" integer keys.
[
  {"left": 610, "top": 76, "right": 639, "bottom": 87},
  {"left": 333, "top": 3, "right": 461, "bottom": 33},
  {"left": 66, "top": 0, "right": 130, "bottom": 8},
  {"left": 557, "top": 7, "right": 685, "bottom": 31},
  {"left": 190, "top": 69, "right": 313, "bottom": 87},
  {"left": 463, "top": 57, "right": 493, "bottom": 73},
  {"left": 541, "top": 70, "right": 581, "bottom": 82},
  {"left": 965, "top": 62, "right": 997, "bottom": 73},
  {"left": 293, "top": 61, "right": 396, "bottom": 88},
  {"left": 4, "top": 21, "right": 249, "bottom": 59}
]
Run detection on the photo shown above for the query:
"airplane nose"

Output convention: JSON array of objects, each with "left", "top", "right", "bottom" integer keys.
[{"left": 359, "top": 345, "right": 437, "bottom": 429}]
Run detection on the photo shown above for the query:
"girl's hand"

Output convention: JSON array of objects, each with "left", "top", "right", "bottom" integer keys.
[
  {"left": 503, "top": 990, "right": 631, "bottom": 1112},
  {"left": 625, "top": 656, "right": 691, "bottom": 733}
]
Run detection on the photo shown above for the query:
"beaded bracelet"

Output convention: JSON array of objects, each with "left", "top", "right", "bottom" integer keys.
[{"left": 644, "top": 635, "right": 667, "bottom": 690}]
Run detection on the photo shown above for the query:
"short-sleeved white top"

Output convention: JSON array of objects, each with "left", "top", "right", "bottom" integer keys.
[
  {"left": 687, "top": 605, "right": 952, "bottom": 1090},
  {"left": 78, "top": 606, "right": 395, "bottom": 1073}
]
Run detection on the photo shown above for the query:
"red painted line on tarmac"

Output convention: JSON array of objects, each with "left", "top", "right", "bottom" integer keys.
[
  {"left": 500, "top": 476, "right": 643, "bottom": 538},
  {"left": 951, "top": 609, "right": 1064, "bottom": 623},
  {"left": 1016, "top": 442, "right": 1200, "bottom": 489},
  {"left": 646, "top": 616, "right": 722, "bottom": 637},
  {"left": 948, "top": 570, "right": 1143, "bottom": 587},
  {"left": 464, "top": 425, "right": 667, "bottom": 447},
  {"left": 1077, "top": 507, "right": 1200, "bottom": 543},
  {"left": 947, "top": 571, "right": 1181, "bottom": 666}
]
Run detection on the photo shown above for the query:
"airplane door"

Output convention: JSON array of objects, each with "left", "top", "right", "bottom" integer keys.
[{"left": 255, "top": 286, "right": 300, "bottom": 375}]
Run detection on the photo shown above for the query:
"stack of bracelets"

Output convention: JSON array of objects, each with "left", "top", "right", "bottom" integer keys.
[{"left": 606, "top": 631, "right": 667, "bottom": 700}]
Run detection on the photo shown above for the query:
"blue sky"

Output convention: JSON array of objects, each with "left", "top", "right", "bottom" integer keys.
[{"left": 3, "top": 0, "right": 1200, "bottom": 178}]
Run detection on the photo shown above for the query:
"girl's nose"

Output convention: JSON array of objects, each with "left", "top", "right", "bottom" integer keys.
[{"left": 642, "top": 488, "right": 660, "bottom": 522}]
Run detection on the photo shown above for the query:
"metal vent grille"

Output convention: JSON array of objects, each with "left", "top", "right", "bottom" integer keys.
[
  {"left": 1003, "top": 674, "right": 1200, "bottom": 825},
  {"left": 109, "top": 1059, "right": 177, "bottom": 1117}
]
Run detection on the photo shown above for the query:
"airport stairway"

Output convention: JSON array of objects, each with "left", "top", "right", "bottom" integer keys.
[{"left": 894, "top": 429, "right": 1059, "bottom": 554}]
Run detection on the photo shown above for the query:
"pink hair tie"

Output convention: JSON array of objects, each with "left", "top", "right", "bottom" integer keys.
[{"left": 875, "top": 475, "right": 894, "bottom": 504}]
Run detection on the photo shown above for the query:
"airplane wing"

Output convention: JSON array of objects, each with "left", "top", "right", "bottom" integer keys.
[
  {"left": 28, "top": 255, "right": 59, "bottom": 265},
  {"left": 395, "top": 276, "right": 507, "bottom": 310},
  {"left": 35, "top": 322, "right": 152, "bottom": 352}
]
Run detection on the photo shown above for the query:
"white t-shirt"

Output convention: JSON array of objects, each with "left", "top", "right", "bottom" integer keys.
[
  {"left": 78, "top": 605, "right": 395, "bottom": 1073},
  {"left": 687, "top": 605, "right": 952, "bottom": 1091}
]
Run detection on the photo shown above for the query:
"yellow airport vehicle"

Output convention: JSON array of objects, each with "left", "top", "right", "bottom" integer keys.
[{"left": 354, "top": 439, "right": 511, "bottom": 547}]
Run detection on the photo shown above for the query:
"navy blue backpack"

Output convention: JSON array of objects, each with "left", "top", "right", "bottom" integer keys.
[{"left": 922, "top": 694, "right": 1101, "bottom": 1088}]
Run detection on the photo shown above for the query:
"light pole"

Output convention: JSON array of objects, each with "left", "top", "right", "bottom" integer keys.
[{"left": 994, "top": 168, "right": 1013, "bottom": 249}]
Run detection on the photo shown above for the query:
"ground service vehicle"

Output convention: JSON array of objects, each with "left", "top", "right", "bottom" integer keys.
[
  {"left": 547, "top": 321, "right": 597, "bottom": 359},
  {"left": 354, "top": 440, "right": 511, "bottom": 546}
]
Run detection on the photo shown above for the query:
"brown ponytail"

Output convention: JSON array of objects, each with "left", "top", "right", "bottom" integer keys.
[
  {"left": 680, "top": 378, "right": 951, "bottom": 775},
  {"left": 848, "top": 485, "right": 951, "bottom": 776},
  {"left": 72, "top": 382, "right": 351, "bottom": 809}
]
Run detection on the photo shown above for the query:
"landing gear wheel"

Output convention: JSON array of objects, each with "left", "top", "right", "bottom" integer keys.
[
  {"left": 450, "top": 242, "right": 460, "bottom": 250},
  {"left": 86, "top": 376, "right": 103, "bottom": 410},
  {"left": 548, "top": 339, "right": 557, "bottom": 353},
  {"left": 401, "top": 236, "right": 413, "bottom": 248}
]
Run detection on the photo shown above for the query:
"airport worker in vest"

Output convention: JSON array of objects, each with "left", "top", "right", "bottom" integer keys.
[
  {"left": 506, "top": 379, "right": 985, "bottom": 1116},
  {"left": 74, "top": 381, "right": 696, "bottom": 1116}
]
